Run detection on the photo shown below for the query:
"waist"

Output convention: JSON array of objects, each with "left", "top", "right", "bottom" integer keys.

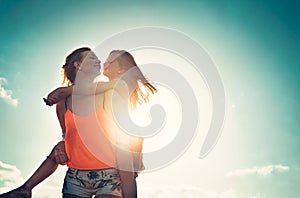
[
  {"left": 67, "top": 167, "right": 118, "bottom": 176},
  {"left": 65, "top": 134, "right": 116, "bottom": 169}
]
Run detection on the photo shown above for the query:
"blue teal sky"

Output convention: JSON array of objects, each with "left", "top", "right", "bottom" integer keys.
[{"left": 0, "top": 0, "right": 299, "bottom": 197}]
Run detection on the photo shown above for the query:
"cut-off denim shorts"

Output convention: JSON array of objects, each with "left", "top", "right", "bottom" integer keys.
[{"left": 62, "top": 168, "right": 122, "bottom": 197}]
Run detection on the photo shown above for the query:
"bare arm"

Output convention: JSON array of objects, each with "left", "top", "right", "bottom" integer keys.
[
  {"left": 45, "top": 86, "right": 72, "bottom": 106},
  {"left": 52, "top": 100, "right": 68, "bottom": 165},
  {"left": 45, "top": 81, "right": 116, "bottom": 106},
  {"left": 79, "top": 81, "right": 116, "bottom": 95},
  {"left": 56, "top": 100, "right": 66, "bottom": 137}
]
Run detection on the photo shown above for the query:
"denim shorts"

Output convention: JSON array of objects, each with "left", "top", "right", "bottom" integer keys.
[{"left": 62, "top": 168, "right": 122, "bottom": 197}]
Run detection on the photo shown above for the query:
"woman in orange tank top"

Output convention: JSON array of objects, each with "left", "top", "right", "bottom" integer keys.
[{"left": 0, "top": 48, "right": 116, "bottom": 198}]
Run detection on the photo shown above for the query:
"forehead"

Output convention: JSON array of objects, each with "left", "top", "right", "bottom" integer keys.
[
  {"left": 107, "top": 52, "right": 121, "bottom": 61},
  {"left": 82, "top": 50, "right": 96, "bottom": 57}
]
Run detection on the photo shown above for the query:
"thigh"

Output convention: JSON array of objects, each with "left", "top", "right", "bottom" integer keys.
[
  {"left": 62, "top": 169, "right": 92, "bottom": 197},
  {"left": 94, "top": 168, "right": 122, "bottom": 197}
]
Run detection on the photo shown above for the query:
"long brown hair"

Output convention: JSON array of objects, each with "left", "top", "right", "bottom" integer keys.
[
  {"left": 62, "top": 47, "right": 91, "bottom": 85},
  {"left": 110, "top": 50, "right": 157, "bottom": 108}
]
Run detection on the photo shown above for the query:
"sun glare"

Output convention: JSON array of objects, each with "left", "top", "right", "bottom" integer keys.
[{"left": 130, "top": 48, "right": 213, "bottom": 155}]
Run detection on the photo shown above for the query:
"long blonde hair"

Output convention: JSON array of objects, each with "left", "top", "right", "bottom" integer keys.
[{"left": 110, "top": 50, "right": 157, "bottom": 108}]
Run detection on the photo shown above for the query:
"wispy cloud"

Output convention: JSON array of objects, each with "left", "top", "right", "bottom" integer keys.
[
  {"left": 0, "top": 161, "right": 23, "bottom": 187},
  {"left": 0, "top": 77, "right": 18, "bottom": 107},
  {"left": 0, "top": 164, "right": 265, "bottom": 198},
  {"left": 226, "top": 164, "right": 289, "bottom": 177},
  {"left": 139, "top": 185, "right": 267, "bottom": 198},
  {"left": 139, "top": 185, "right": 253, "bottom": 198}
]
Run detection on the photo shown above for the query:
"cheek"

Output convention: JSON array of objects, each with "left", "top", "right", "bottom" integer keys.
[{"left": 89, "top": 60, "right": 94, "bottom": 66}]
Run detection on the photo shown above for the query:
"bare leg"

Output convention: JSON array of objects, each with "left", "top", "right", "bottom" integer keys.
[
  {"left": 0, "top": 146, "right": 59, "bottom": 198},
  {"left": 116, "top": 148, "right": 137, "bottom": 198},
  {"left": 118, "top": 170, "right": 137, "bottom": 198},
  {"left": 0, "top": 185, "right": 31, "bottom": 198},
  {"left": 25, "top": 155, "right": 58, "bottom": 190}
]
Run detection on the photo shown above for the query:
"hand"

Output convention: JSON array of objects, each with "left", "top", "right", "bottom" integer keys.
[
  {"left": 43, "top": 98, "right": 51, "bottom": 106},
  {"left": 45, "top": 87, "right": 71, "bottom": 106},
  {"left": 54, "top": 141, "right": 68, "bottom": 165},
  {"left": 45, "top": 87, "right": 63, "bottom": 106}
]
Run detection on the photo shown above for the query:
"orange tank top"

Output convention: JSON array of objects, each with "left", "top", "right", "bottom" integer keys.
[{"left": 64, "top": 108, "right": 116, "bottom": 170}]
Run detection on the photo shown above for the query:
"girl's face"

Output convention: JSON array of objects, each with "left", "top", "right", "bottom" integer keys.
[
  {"left": 78, "top": 51, "right": 101, "bottom": 76},
  {"left": 103, "top": 53, "right": 124, "bottom": 80}
]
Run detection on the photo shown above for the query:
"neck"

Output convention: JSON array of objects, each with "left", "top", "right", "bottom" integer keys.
[
  {"left": 108, "top": 74, "right": 122, "bottom": 81},
  {"left": 74, "top": 71, "right": 95, "bottom": 87}
]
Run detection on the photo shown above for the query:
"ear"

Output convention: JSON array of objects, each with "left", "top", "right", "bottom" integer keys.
[
  {"left": 74, "top": 61, "right": 81, "bottom": 70},
  {"left": 118, "top": 66, "right": 126, "bottom": 74}
]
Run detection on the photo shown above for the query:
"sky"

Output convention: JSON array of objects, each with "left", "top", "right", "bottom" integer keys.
[{"left": 0, "top": 0, "right": 300, "bottom": 197}]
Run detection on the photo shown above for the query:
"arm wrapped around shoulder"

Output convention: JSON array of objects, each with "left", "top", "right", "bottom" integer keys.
[{"left": 46, "top": 86, "right": 73, "bottom": 106}]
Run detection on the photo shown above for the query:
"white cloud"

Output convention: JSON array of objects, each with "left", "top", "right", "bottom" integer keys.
[
  {"left": 0, "top": 77, "right": 18, "bottom": 107},
  {"left": 0, "top": 162, "right": 66, "bottom": 197},
  {"left": 226, "top": 164, "right": 289, "bottom": 177},
  {"left": 0, "top": 161, "right": 24, "bottom": 188}
]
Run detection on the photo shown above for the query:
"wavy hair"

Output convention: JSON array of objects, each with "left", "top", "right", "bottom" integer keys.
[
  {"left": 62, "top": 47, "right": 91, "bottom": 85},
  {"left": 110, "top": 50, "right": 157, "bottom": 108}
]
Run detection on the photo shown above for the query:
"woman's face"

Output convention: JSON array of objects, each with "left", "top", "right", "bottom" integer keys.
[
  {"left": 103, "top": 53, "right": 123, "bottom": 80},
  {"left": 78, "top": 51, "right": 101, "bottom": 76}
]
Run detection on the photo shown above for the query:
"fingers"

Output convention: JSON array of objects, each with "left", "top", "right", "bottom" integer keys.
[
  {"left": 55, "top": 141, "right": 66, "bottom": 151},
  {"left": 56, "top": 154, "right": 68, "bottom": 164},
  {"left": 54, "top": 149, "right": 68, "bottom": 165},
  {"left": 44, "top": 88, "right": 63, "bottom": 106},
  {"left": 46, "top": 94, "right": 60, "bottom": 105},
  {"left": 43, "top": 96, "right": 58, "bottom": 106},
  {"left": 53, "top": 141, "right": 68, "bottom": 165},
  {"left": 43, "top": 98, "right": 53, "bottom": 106}
]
